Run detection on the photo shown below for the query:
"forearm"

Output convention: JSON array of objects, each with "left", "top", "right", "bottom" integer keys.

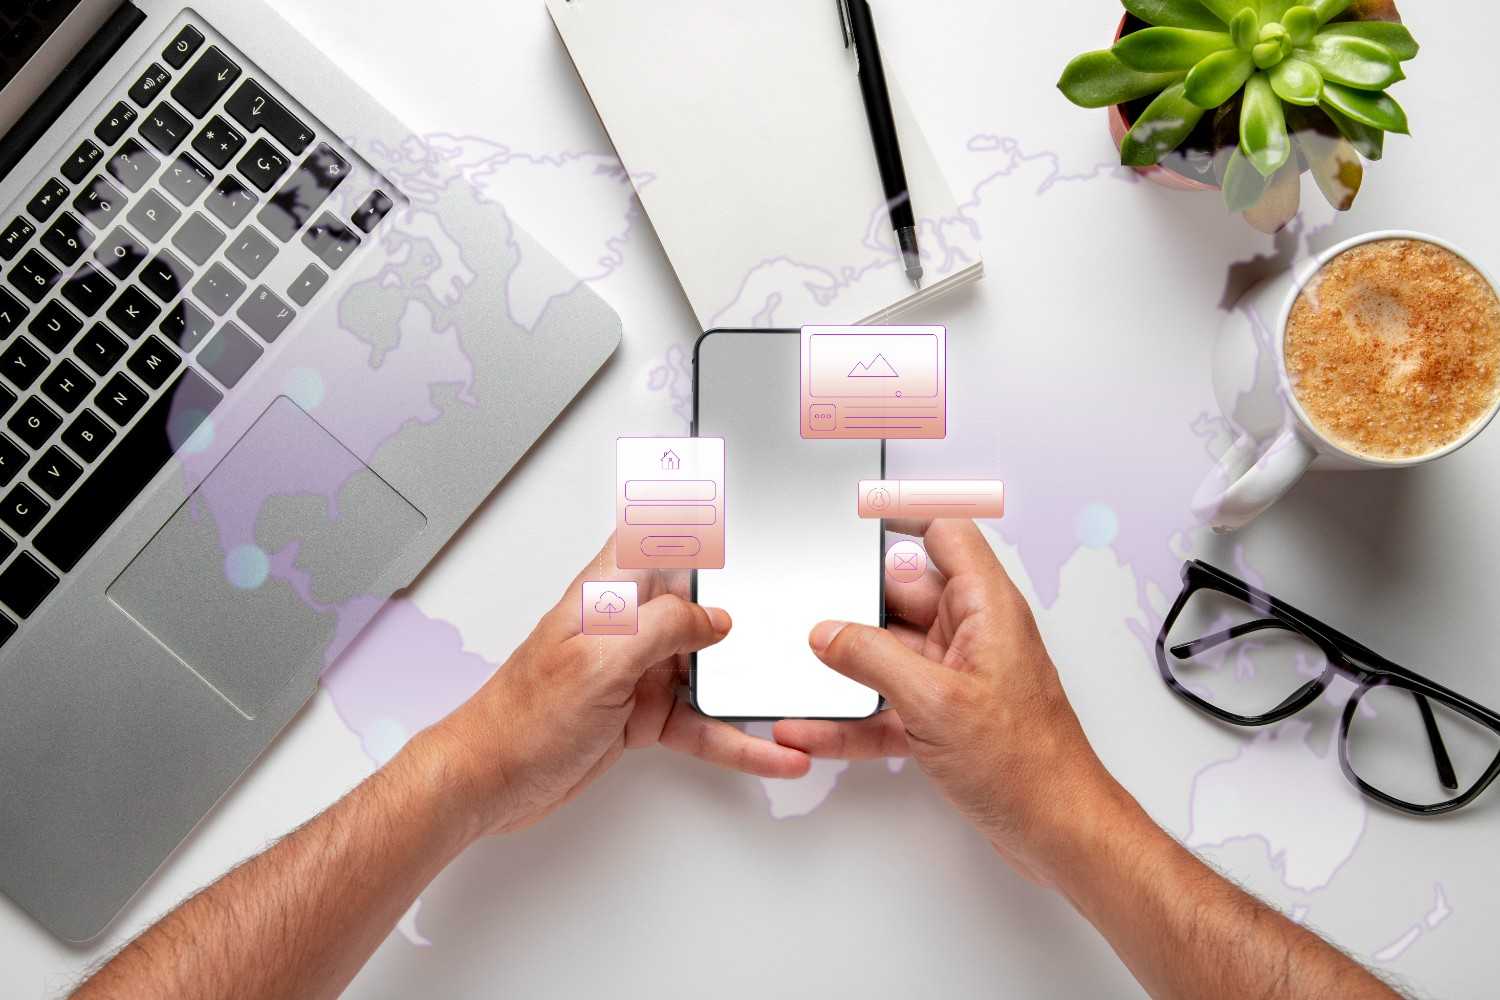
[
  {"left": 74, "top": 728, "right": 480, "bottom": 1000},
  {"left": 1040, "top": 782, "right": 1399, "bottom": 1000}
]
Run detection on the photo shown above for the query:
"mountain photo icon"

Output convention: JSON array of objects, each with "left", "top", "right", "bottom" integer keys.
[
  {"left": 582, "top": 581, "right": 639, "bottom": 635},
  {"left": 848, "top": 354, "right": 899, "bottom": 379}
]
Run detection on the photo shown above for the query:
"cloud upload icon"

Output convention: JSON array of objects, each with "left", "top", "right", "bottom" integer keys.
[{"left": 594, "top": 591, "right": 626, "bottom": 618}]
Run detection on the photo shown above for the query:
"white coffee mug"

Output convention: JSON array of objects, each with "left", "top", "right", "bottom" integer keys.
[{"left": 1194, "top": 230, "right": 1500, "bottom": 532}]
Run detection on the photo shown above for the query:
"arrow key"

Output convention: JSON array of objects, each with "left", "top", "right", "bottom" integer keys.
[{"left": 171, "top": 45, "right": 242, "bottom": 118}]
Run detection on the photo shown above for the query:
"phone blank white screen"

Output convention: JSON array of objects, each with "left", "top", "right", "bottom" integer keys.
[{"left": 694, "top": 331, "right": 881, "bottom": 719}]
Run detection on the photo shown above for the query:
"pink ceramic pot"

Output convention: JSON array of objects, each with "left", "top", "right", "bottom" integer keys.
[{"left": 1110, "top": 14, "right": 1219, "bottom": 192}]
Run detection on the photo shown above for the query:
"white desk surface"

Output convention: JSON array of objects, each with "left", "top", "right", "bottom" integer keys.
[{"left": 10, "top": 2, "right": 1499, "bottom": 997}]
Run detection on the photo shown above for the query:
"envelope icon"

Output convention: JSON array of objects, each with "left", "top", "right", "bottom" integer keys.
[{"left": 894, "top": 552, "right": 920, "bottom": 571}]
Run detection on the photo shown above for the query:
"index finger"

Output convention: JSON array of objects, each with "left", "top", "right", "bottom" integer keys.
[{"left": 886, "top": 518, "right": 1002, "bottom": 581}]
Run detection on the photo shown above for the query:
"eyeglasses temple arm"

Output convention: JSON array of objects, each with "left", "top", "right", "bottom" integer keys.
[
  {"left": 1413, "top": 692, "right": 1460, "bottom": 791},
  {"left": 1168, "top": 619, "right": 1285, "bottom": 659}
]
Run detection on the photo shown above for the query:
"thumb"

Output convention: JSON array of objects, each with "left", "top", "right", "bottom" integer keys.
[
  {"left": 809, "top": 621, "right": 940, "bottom": 717},
  {"left": 605, "top": 594, "right": 730, "bottom": 683}
]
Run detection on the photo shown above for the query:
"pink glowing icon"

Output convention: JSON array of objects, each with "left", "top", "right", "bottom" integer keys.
[
  {"left": 616, "top": 437, "right": 725, "bottom": 569},
  {"left": 885, "top": 541, "right": 926, "bottom": 584},
  {"left": 801, "top": 325, "right": 946, "bottom": 439},
  {"left": 582, "top": 581, "right": 639, "bottom": 636}
]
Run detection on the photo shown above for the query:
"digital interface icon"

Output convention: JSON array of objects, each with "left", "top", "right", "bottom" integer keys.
[
  {"left": 616, "top": 437, "right": 725, "bottom": 569},
  {"left": 801, "top": 325, "right": 947, "bottom": 439},
  {"left": 884, "top": 541, "right": 927, "bottom": 584},
  {"left": 582, "top": 581, "right": 639, "bottom": 636},
  {"left": 857, "top": 480, "right": 1006, "bottom": 519}
]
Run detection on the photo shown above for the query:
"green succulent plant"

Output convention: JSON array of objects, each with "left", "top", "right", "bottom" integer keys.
[{"left": 1058, "top": 0, "right": 1418, "bottom": 228}]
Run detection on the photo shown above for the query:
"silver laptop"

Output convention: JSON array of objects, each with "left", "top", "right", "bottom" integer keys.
[{"left": 0, "top": 0, "right": 621, "bottom": 941}]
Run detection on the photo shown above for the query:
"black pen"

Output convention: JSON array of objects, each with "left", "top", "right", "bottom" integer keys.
[{"left": 838, "top": 0, "right": 923, "bottom": 289}]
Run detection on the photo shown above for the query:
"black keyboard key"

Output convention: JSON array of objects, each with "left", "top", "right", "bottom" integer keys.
[
  {"left": 62, "top": 410, "right": 115, "bottom": 463},
  {"left": 29, "top": 445, "right": 81, "bottom": 499},
  {"left": 62, "top": 140, "right": 104, "bottom": 184},
  {"left": 141, "top": 250, "right": 192, "bottom": 303},
  {"left": 236, "top": 284, "right": 294, "bottom": 341},
  {"left": 126, "top": 335, "right": 180, "bottom": 389},
  {"left": 36, "top": 368, "right": 222, "bottom": 572},
  {"left": 199, "top": 322, "right": 261, "bottom": 388},
  {"left": 94, "top": 227, "right": 149, "bottom": 281},
  {"left": 26, "top": 178, "right": 68, "bottom": 223},
  {"left": 237, "top": 139, "right": 289, "bottom": 193},
  {"left": 28, "top": 300, "right": 82, "bottom": 353},
  {"left": 225, "top": 79, "right": 314, "bottom": 154},
  {"left": 193, "top": 263, "right": 245, "bottom": 316},
  {"left": 0, "top": 337, "right": 46, "bottom": 390},
  {"left": 0, "top": 484, "right": 48, "bottom": 537},
  {"left": 8, "top": 396, "right": 60, "bottom": 448},
  {"left": 0, "top": 216, "right": 36, "bottom": 261},
  {"left": 0, "top": 533, "right": 10, "bottom": 564},
  {"left": 161, "top": 153, "right": 212, "bottom": 206},
  {"left": 205, "top": 175, "right": 256, "bottom": 229},
  {"left": 60, "top": 263, "right": 115, "bottom": 317},
  {"left": 171, "top": 45, "right": 241, "bottom": 118},
  {"left": 97, "top": 373, "right": 148, "bottom": 426},
  {"left": 286, "top": 263, "right": 326, "bottom": 307},
  {"left": 7, "top": 249, "right": 61, "bottom": 303},
  {"left": 105, "top": 138, "right": 160, "bottom": 194},
  {"left": 40, "top": 212, "right": 93, "bottom": 266},
  {"left": 159, "top": 299, "right": 212, "bottom": 350},
  {"left": 105, "top": 285, "right": 160, "bottom": 339},
  {"left": 74, "top": 175, "right": 126, "bottom": 229},
  {"left": 40, "top": 360, "right": 95, "bottom": 414},
  {"left": 171, "top": 212, "right": 225, "bottom": 265},
  {"left": 302, "top": 212, "right": 360, "bottom": 270},
  {"left": 226, "top": 227, "right": 276, "bottom": 279},
  {"left": 75, "top": 324, "right": 127, "bottom": 376},
  {"left": 125, "top": 189, "right": 181, "bottom": 243},
  {"left": 94, "top": 102, "right": 139, "bottom": 146},
  {"left": 192, "top": 115, "right": 246, "bottom": 170},
  {"left": 0, "top": 385, "right": 13, "bottom": 418},
  {"left": 163, "top": 24, "right": 205, "bottom": 69},
  {"left": 0, "top": 434, "right": 24, "bottom": 485},
  {"left": 351, "top": 190, "right": 394, "bottom": 233},
  {"left": 0, "top": 552, "right": 58, "bottom": 618},
  {"left": 258, "top": 142, "right": 348, "bottom": 242},
  {"left": 128, "top": 63, "right": 172, "bottom": 108},
  {"left": 0, "top": 288, "right": 27, "bottom": 338},
  {"left": 139, "top": 101, "right": 192, "bottom": 155}
]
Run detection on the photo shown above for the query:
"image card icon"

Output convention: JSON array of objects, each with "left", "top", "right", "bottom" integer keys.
[
  {"left": 617, "top": 437, "right": 725, "bottom": 569},
  {"left": 582, "top": 581, "right": 639, "bottom": 636},
  {"left": 801, "top": 325, "right": 946, "bottom": 439}
]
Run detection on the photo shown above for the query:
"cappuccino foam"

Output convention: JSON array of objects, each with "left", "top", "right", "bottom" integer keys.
[{"left": 1285, "top": 239, "right": 1500, "bottom": 461}]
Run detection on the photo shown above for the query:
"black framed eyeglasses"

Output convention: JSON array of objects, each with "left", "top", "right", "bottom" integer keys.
[{"left": 1156, "top": 560, "right": 1500, "bottom": 816}]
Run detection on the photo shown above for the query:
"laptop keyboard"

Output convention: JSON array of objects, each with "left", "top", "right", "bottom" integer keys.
[{"left": 0, "top": 18, "right": 401, "bottom": 645}]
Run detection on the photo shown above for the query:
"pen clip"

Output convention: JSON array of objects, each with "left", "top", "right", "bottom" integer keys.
[{"left": 835, "top": 0, "right": 853, "bottom": 50}]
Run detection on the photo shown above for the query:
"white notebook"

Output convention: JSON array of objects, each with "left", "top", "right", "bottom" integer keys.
[{"left": 545, "top": 0, "right": 984, "bottom": 329}]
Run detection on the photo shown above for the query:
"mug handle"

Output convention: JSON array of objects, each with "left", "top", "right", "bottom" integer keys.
[{"left": 1191, "top": 424, "right": 1317, "bottom": 532}]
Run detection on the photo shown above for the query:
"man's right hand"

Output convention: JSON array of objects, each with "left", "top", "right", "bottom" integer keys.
[{"left": 773, "top": 518, "right": 1127, "bottom": 885}]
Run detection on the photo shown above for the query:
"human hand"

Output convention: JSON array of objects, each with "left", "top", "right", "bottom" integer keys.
[
  {"left": 773, "top": 519, "right": 1126, "bottom": 885},
  {"left": 428, "top": 536, "right": 810, "bottom": 839}
]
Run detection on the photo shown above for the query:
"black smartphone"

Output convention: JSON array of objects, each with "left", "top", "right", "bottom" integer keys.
[{"left": 690, "top": 329, "right": 883, "bottom": 721}]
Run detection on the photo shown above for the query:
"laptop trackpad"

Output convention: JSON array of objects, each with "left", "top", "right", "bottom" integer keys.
[{"left": 108, "top": 397, "right": 426, "bottom": 718}]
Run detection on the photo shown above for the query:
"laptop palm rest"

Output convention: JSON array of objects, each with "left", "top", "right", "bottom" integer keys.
[{"left": 107, "top": 396, "right": 426, "bottom": 718}]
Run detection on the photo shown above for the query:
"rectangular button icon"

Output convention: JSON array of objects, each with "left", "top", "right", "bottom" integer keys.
[
  {"left": 617, "top": 438, "right": 724, "bottom": 569},
  {"left": 857, "top": 480, "right": 1005, "bottom": 519},
  {"left": 801, "top": 325, "right": 947, "bottom": 439}
]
